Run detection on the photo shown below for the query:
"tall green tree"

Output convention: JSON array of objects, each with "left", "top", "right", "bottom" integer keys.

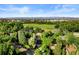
[{"left": 18, "top": 30, "right": 26, "bottom": 45}]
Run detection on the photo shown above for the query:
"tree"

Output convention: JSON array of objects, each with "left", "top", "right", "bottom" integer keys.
[
  {"left": 28, "top": 34, "right": 35, "bottom": 48},
  {"left": 33, "top": 27, "right": 43, "bottom": 33},
  {"left": 65, "top": 33, "right": 77, "bottom": 44},
  {"left": 10, "top": 32, "right": 18, "bottom": 42},
  {"left": 2, "top": 43, "right": 8, "bottom": 54},
  {"left": 0, "top": 34, "right": 12, "bottom": 43},
  {"left": 34, "top": 49, "right": 41, "bottom": 55},
  {"left": 12, "top": 22, "right": 23, "bottom": 32},
  {"left": 53, "top": 44, "right": 62, "bottom": 55},
  {"left": 18, "top": 30, "right": 26, "bottom": 45},
  {"left": 8, "top": 45, "right": 15, "bottom": 55},
  {"left": 0, "top": 44, "right": 3, "bottom": 55},
  {"left": 0, "top": 43, "right": 8, "bottom": 55},
  {"left": 24, "top": 32, "right": 32, "bottom": 38}
]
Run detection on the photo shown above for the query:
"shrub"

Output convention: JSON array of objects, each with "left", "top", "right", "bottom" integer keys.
[{"left": 53, "top": 44, "right": 62, "bottom": 55}]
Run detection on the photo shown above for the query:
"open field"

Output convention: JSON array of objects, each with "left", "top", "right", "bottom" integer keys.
[{"left": 23, "top": 24, "right": 55, "bottom": 31}]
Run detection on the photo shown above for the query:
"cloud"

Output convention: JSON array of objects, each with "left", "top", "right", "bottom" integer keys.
[
  {"left": 54, "top": 5, "right": 61, "bottom": 9},
  {"left": 31, "top": 5, "right": 79, "bottom": 17},
  {"left": 18, "top": 7, "right": 29, "bottom": 15},
  {"left": 0, "top": 4, "right": 79, "bottom": 17},
  {"left": 46, "top": 4, "right": 77, "bottom": 17},
  {"left": 0, "top": 5, "right": 30, "bottom": 15}
]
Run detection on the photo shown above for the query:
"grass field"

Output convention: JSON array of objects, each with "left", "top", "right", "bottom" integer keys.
[{"left": 23, "top": 24, "right": 55, "bottom": 31}]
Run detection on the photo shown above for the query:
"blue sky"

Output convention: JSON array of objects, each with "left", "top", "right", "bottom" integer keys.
[{"left": 0, "top": 4, "right": 79, "bottom": 17}]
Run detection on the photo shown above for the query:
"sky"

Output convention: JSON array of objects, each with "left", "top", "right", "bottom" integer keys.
[{"left": 0, "top": 4, "right": 79, "bottom": 17}]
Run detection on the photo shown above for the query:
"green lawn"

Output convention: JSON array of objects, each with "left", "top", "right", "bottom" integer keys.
[{"left": 23, "top": 24, "right": 55, "bottom": 31}]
